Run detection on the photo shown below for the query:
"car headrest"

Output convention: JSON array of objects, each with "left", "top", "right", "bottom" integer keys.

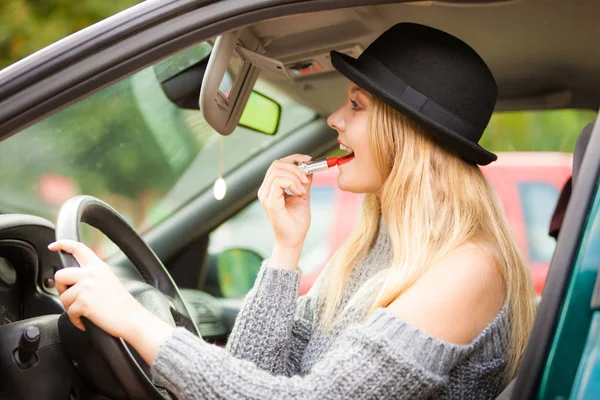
[
  {"left": 548, "top": 121, "right": 594, "bottom": 239},
  {"left": 573, "top": 121, "right": 594, "bottom": 184}
]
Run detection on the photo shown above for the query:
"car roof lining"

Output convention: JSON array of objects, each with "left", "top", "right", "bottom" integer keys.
[
  {"left": 1, "top": 0, "right": 598, "bottom": 143},
  {"left": 246, "top": 0, "right": 600, "bottom": 115}
]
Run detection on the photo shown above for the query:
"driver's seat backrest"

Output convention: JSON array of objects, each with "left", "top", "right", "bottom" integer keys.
[
  {"left": 494, "top": 121, "right": 595, "bottom": 400},
  {"left": 549, "top": 121, "right": 594, "bottom": 239}
]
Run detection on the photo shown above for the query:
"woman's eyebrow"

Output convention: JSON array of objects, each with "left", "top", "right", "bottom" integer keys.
[{"left": 350, "top": 86, "right": 371, "bottom": 100}]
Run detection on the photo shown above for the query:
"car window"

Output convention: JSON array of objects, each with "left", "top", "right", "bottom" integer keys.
[
  {"left": 208, "top": 186, "right": 336, "bottom": 296},
  {"left": 481, "top": 109, "right": 596, "bottom": 151},
  {"left": 518, "top": 181, "right": 561, "bottom": 262},
  {"left": 208, "top": 108, "right": 594, "bottom": 300},
  {"left": 0, "top": 2, "right": 142, "bottom": 70},
  {"left": 0, "top": 42, "right": 316, "bottom": 257}
]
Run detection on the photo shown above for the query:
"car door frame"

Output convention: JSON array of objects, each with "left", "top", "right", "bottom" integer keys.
[
  {"left": 512, "top": 113, "right": 600, "bottom": 399},
  {"left": 0, "top": 0, "right": 408, "bottom": 142}
]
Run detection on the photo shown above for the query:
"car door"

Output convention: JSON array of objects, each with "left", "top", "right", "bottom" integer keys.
[{"left": 512, "top": 113, "right": 600, "bottom": 399}]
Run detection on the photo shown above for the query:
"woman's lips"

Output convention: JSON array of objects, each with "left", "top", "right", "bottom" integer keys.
[
  {"left": 337, "top": 152, "right": 355, "bottom": 166},
  {"left": 335, "top": 139, "right": 354, "bottom": 166}
]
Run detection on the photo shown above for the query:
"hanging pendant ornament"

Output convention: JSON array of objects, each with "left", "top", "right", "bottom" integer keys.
[{"left": 213, "top": 136, "right": 227, "bottom": 201}]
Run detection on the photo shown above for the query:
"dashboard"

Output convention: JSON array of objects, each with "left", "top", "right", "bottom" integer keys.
[
  {"left": 0, "top": 257, "right": 19, "bottom": 325},
  {"left": 0, "top": 214, "right": 234, "bottom": 339},
  {"left": 0, "top": 213, "right": 236, "bottom": 398},
  {"left": 0, "top": 216, "right": 66, "bottom": 326}
]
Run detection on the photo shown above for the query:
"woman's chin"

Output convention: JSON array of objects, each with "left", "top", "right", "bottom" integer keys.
[
  {"left": 337, "top": 171, "right": 363, "bottom": 193},
  {"left": 337, "top": 165, "right": 382, "bottom": 194}
]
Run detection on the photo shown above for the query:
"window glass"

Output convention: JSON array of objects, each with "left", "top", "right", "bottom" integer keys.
[
  {"left": 481, "top": 109, "right": 595, "bottom": 152},
  {"left": 209, "top": 186, "right": 336, "bottom": 298},
  {"left": 0, "top": 42, "right": 316, "bottom": 257},
  {"left": 0, "top": 1, "right": 142, "bottom": 70},
  {"left": 300, "top": 187, "right": 338, "bottom": 274},
  {"left": 208, "top": 108, "right": 594, "bottom": 299},
  {"left": 518, "top": 182, "right": 561, "bottom": 262}
]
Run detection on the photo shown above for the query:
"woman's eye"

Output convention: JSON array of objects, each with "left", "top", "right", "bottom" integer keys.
[{"left": 350, "top": 100, "right": 360, "bottom": 110}]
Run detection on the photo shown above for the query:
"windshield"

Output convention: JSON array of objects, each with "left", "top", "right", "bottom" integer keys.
[{"left": 0, "top": 42, "right": 316, "bottom": 256}]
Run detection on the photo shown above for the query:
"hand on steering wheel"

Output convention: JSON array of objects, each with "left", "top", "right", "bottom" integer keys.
[
  {"left": 50, "top": 240, "right": 172, "bottom": 347},
  {"left": 54, "top": 195, "right": 198, "bottom": 399}
]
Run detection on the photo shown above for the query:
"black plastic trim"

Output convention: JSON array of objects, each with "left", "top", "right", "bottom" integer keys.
[
  {"left": 0, "top": 0, "right": 413, "bottom": 142},
  {"left": 0, "top": 215, "right": 65, "bottom": 307},
  {"left": 511, "top": 114, "right": 600, "bottom": 399}
]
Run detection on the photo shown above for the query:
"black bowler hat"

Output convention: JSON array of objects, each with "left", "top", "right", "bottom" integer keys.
[{"left": 331, "top": 23, "right": 498, "bottom": 165}]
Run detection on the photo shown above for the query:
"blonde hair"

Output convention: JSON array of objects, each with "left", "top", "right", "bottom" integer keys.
[{"left": 317, "top": 98, "right": 536, "bottom": 381}]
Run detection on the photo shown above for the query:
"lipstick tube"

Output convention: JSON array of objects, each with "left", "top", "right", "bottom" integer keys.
[{"left": 296, "top": 158, "right": 338, "bottom": 175}]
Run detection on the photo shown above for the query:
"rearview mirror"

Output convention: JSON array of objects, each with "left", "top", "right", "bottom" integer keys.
[
  {"left": 154, "top": 43, "right": 281, "bottom": 135},
  {"left": 238, "top": 91, "right": 280, "bottom": 135},
  {"left": 217, "top": 248, "right": 263, "bottom": 298}
]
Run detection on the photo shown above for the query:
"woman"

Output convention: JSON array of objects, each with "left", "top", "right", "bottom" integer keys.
[{"left": 50, "top": 23, "right": 536, "bottom": 399}]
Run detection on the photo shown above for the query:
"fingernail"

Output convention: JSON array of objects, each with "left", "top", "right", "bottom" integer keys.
[{"left": 301, "top": 175, "right": 309, "bottom": 184}]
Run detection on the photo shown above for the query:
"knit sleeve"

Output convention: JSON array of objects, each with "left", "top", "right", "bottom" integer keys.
[
  {"left": 224, "top": 260, "right": 319, "bottom": 376},
  {"left": 151, "top": 308, "right": 474, "bottom": 400}
]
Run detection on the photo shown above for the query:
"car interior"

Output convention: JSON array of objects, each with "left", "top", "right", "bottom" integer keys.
[{"left": 0, "top": 0, "right": 599, "bottom": 398}]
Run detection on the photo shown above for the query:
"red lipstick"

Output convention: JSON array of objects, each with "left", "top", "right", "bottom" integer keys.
[
  {"left": 296, "top": 154, "right": 354, "bottom": 175},
  {"left": 337, "top": 152, "right": 355, "bottom": 166}
]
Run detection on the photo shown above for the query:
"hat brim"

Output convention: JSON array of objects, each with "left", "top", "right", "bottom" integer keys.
[{"left": 330, "top": 51, "right": 497, "bottom": 166}]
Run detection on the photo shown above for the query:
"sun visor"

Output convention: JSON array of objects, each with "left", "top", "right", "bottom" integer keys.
[{"left": 199, "top": 30, "right": 289, "bottom": 136}]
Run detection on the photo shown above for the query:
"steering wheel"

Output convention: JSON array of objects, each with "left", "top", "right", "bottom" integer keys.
[{"left": 55, "top": 195, "right": 199, "bottom": 399}]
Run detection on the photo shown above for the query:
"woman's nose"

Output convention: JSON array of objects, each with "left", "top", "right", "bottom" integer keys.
[{"left": 327, "top": 107, "right": 344, "bottom": 132}]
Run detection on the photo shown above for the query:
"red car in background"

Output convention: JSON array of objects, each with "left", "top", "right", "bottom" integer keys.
[{"left": 300, "top": 152, "right": 573, "bottom": 296}]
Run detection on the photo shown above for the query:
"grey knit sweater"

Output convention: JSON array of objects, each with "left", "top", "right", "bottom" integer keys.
[{"left": 151, "top": 220, "right": 510, "bottom": 399}]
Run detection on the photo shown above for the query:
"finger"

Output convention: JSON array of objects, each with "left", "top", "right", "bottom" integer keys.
[
  {"left": 299, "top": 174, "right": 313, "bottom": 195},
  {"left": 268, "top": 170, "right": 307, "bottom": 196},
  {"left": 259, "top": 162, "right": 283, "bottom": 201},
  {"left": 59, "top": 284, "right": 84, "bottom": 310},
  {"left": 259, "top": 156, "right": 311, "bottom": 200},
  {"left": 264, "top": 160, "right": 310, "bottom": 187},
  {"left": 54, "top": 267, "right": 87, "bottom": 295},
  {"left": 66, "top": 301, "right": 87, "bottom": 331},
  {"left": 274, "top": 160, "right": 311, "bottom": 184},
  {"left": 272, "top": 176, "right": 307, "bottom": 198},
  {"left": 257, "top": 174, "right": 269, "bottom": 201},
  {"left": 265, "top": 178, "right": 305, "bottom": 209},
  {"left": 260, "top": 170, "right": 304, "bottom": 204},
  {"left": 300, "top": 172, "right": 313, "bottom": 192},
  {"left": 264, "top": 179, "right": 286, "bottom": 210},
  {"left": 280, "top": 154, "right": 312, "bottom": 164},
  {"left": 48, "top": 240, "right": 100, "bottom": 267},
  {"left": 265, "top": 160, "right": 310, "bottom": 189}
]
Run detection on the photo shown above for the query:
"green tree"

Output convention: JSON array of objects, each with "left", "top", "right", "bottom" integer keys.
[
  {"left": 481, "top": 109, "right": 596, "bottom": 152},
  {"left": 0, "top": 0, "right": 140, "bottom": 69}
]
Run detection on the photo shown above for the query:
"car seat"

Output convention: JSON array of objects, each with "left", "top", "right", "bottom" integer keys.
[
  {"left": 494, "top": 121, "right": 594, "bottom": 400},
  {"left": 549, "top": 122, "right": 593, "bottom": 239}
]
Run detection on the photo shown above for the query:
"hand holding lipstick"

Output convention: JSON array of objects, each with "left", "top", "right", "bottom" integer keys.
[{"left": 258, "top": 154, "right": 313, "bottom": 266}]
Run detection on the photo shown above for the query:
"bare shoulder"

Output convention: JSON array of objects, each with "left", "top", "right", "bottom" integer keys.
[{"left": 386, "top": 244, "right": 505, "bottom": 344}]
